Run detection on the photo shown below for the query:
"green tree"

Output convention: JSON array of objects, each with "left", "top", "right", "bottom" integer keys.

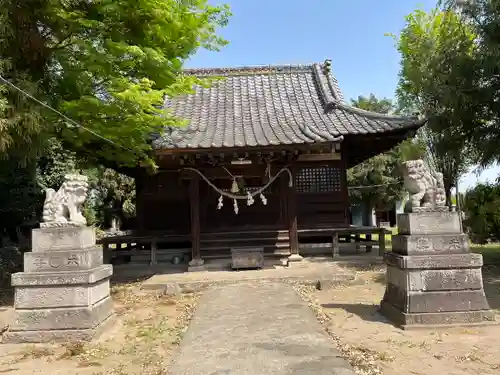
[
  {"left": 0, "top": 0, "right": 231, "bottom": 169},
  {"left": 36, "top": 138, "right": 78, "bottom": 191},
  {"left": 0, "top": 157, "right": 42, "bottom": 244},
  {"left": 0, "top": 137, "right": 81, "bottom": 245},
  {"left": 440, "top": 0, "right": 500, "bottom": 167},
  {"left": 87, "top": 168, "right": 136, "bottom": 231},
  {"left": 0, "top": 2, "right": 53, "bottom": 162},
  {"left": 350, "top": 94, "right": 394, "bottom": 114},
  {"left": 391, "top": 8, "right": 478, "bottom": 205},
  {"left": 348, "top": 95, "right": 425, "bottom": 225},
  {"left": 463, "top": 183, "right": 500, "bottom": 244},
  {"left": 0, "top": 0, "right": 230, "bottom": 243}
]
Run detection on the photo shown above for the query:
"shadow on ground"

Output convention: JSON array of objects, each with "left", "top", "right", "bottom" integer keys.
[
  {"left": 320, "top": 302, "right": 389, "bottom": 323},
  {"left": 111, "top": 272, "right": 154, "bottom": 287},
  {"left": 338, "top": 261, "right": 385, "bottom": 274},
  {"left": 483, "top": 266, "right": 500, "bottom": 311},
  {"left": 322, "top": 267, "right": 500, "bottom": 324}
]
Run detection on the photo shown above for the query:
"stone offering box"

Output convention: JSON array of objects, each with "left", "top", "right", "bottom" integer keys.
[
  {"left": 231, "top": 247, "right": 264, "bottom": 270},
  {"left": 380, "top": 210, "right": 496, "bottom": 329},
  {"left": 2, "top": 227, "right": 114, "bottom": 343}
]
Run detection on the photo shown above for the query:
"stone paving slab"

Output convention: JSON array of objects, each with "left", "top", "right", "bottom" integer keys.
[
  {"left": 141, "top": 261, "right": 359, "bottom": 290},
  {"left": 166, "top": 282, "right": 355, "bottom": 375}
]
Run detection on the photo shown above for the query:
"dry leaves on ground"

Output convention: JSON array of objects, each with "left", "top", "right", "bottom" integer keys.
[
  {"left": 288, "top": 279, "right": 385, "bottom": 375},
  {"left": 0, "top": 282, "right": 201, "bottom": 375},
  {"left": 292, "top": 269, "right": 500, "bottom": 375}
]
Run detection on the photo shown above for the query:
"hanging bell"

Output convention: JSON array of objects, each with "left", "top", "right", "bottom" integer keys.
[{"left": 230, "top": 178, "right": 239, "bottom": 193}]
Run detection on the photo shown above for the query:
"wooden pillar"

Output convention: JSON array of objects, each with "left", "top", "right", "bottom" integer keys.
[
  {"left": 378, "top": 229, "right": 387, "bottom": 257},
  {"left": 332, "top": 232, "right": 340, "bottom": 258},
  {"left": 150, "top": 240, "right": 157, "bottom": 266},
  {"left": 366, "top": 233, "right": 373, "bottom": 253},
  {"left": 355, "top": 234, "right": 361, "bottom": 251},
  {"left": 135, "top": 172, "right": 145, "bottom": 234},
  {"left": 188, "top": 175, "right": 204, "bottom": 270},
  {"left": 340, "top": 147, "right": 350, "bottom": 226},
  {"left": 286, "top": 167, "right": 302, "bottom": 262},
  {"left": 103, "top": 243, "right": 111, "bottom": 264}
]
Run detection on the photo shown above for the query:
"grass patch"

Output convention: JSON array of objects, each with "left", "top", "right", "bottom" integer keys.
[
  {"left": 59, "top": 342, "right": 87, "bottom": 358},
  {"left": 17, "top": 345, "right": 54, "bottom": 360},
  {"left": 471, "top": 244, "right": 500, "bottom": 265}
]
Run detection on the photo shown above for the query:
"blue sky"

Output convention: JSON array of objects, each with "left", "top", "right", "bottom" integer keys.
[{"left": 186, "top": 0, "right": 500, "bottom": 190}]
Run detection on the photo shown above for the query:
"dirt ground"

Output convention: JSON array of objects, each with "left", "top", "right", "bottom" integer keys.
[
  {"left": 0, "top": 264, "right": 499, "bottom": 375},
  {"left": 298, "top": 264, "right": 500, "bottom": 375},
  {"left": 0, "top": 283, "right": 199, "bottom": 375}
]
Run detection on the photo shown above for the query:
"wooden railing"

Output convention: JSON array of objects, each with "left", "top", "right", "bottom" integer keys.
[{"left": 97, "top": 226, "right": 391, "bottom": 265}]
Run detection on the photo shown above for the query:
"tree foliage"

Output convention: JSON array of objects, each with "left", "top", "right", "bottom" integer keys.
[
  {"left": 0, "top": 0, "right": 230, "bottom": 240},
  {"left": 36, "top": 138, "right": 78, "bottom": 191},
  {"left": 0, "top": 158, "right": 41, "bottom": 242},
  {"left": 463, "top": 182, "right": 500, "bottom": 244},
  {"left": 86, "top": 168, "right": 136, "bottom": 230},
  {"left": 0, "top": 138, "right": 79, "bottom": 243},
  {"left": 391, "top": 8, "right": 478, "bottom": 203},
  {"left": 440, "top": 0, "right": 500, "bottom": 167},
  {"left": 0, "top": 0, "right": 230, "bottom": 168},
  {"left": 347, "top": 95, "right": 425, "bottom": 215}
]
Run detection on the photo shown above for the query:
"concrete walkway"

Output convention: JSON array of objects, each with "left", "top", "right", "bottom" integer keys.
[{"left": 167, "top": 282, "right": 355, "bottom": 375}]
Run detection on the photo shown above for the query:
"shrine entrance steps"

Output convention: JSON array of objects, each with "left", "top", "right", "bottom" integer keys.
[
  {"left": 165, "top": 282, "right": 356, "bottom": 375},
  {"left": 200, "top": 229, "right": 291, "bottom": 260}
]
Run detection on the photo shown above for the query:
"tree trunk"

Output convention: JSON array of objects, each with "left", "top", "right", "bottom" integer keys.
[{"left": 445, "top": 185, "right": 453, "bottom": 211}]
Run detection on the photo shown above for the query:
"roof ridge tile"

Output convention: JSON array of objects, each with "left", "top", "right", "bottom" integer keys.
[{"left": 183, "top": 64, "right": 314, "bottom": 77}]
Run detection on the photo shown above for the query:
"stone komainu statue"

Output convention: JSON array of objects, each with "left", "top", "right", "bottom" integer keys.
[
  {"left": 41, "top": 174, "right": 89, "bottom": 228},
  {"left": 402, "top": 159, "right": 446, "bottom": 212}
]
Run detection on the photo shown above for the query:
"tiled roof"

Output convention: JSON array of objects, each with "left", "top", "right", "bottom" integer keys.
[{"left": 152, "top": 60, "right": 425, "bottom": 150}]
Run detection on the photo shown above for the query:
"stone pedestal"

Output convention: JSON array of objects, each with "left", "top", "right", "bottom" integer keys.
[
  {"left": 231, "top": 247, "right": 264, "bottom": 270},
  {"left": 188, "top": 258, "right": 205, "bottom": 272},
  {"left": 2, "top": 227, "right": 114, "bottom": 343},
  {"left": 380, "top": 211, "right": 496, "bottom": 329}
]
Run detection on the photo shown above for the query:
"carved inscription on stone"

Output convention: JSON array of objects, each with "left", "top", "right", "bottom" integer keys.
[
  {"left": 31, "top": 254, "right": 81, "bottom": 271},
  {"left": 33, "top": 257, "right": 47, "bottom": 269},
  {"left": 416, "top": 238, "right": 432, "bottom": 252},
  {"left": 448, "top": 237, "right": 462, "bottom": 252},
  {"left": 49, "top": 257, "right": 61, "bottom": 268},
  {"left": 67, "top": 255, "right": 79, "bottom": 266}
]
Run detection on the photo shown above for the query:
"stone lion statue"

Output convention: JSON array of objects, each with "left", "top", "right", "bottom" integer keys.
[
  {"left": 40, "top": 174, "right": 89, "bottom": 228},
  {"left": 402, "top": 159, "right": 446, "bottom": 212}
]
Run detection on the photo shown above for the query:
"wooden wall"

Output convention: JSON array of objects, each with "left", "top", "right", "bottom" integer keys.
[
  {"left": 295, "top": 160, "right": 348, "bottom": 228},
  {"left": 136, "top": 171, "right": 190, "bottom": 233},
  {"left": 136, "top": 152, "right": 349, "bottom": 234}
]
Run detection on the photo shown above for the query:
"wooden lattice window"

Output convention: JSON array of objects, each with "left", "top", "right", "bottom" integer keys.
[{"left": 296, "top": 167, "right": 342, "bottom": 193}]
